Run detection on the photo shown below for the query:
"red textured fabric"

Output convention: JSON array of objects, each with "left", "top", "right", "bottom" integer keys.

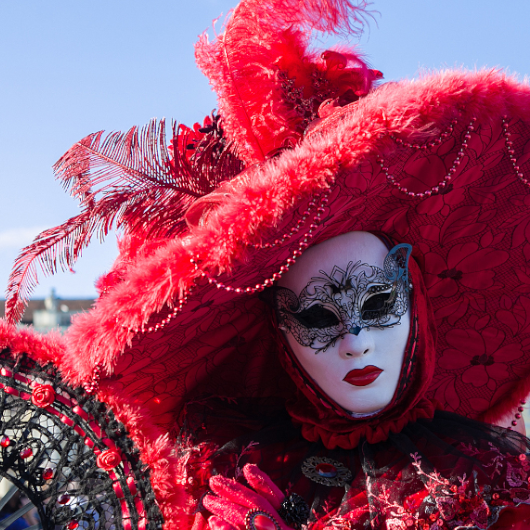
[
  {"left": 490, "top": 504, "right": 530, "bottom": 529},
  {"left": 8, "top": 0, "right": 530, "bottom": 526}
]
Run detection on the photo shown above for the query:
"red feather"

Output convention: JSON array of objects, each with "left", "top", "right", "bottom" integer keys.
[
  {"left": 6, "top": 116, "right": 243, "bottom": 324},
  {"left": 195, "top": 0, "right": 376, "bottom": 165}
]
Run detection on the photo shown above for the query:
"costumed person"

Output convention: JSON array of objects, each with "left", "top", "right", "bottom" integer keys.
[{"left": 5, "top": 0, "right": 530, "bottom": 529}]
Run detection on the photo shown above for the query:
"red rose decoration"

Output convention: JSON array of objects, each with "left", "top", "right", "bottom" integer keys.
[
  {"left": 96, "top": 449, "right": 121, "bottom": 471},
  {"left": 31, "top": 384, "right": 55, "bottom": 408}
]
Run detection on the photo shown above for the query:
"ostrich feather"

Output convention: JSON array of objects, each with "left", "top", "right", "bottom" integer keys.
[
  {"left": 6, "top": 116, "right": 243, "bottom": 324},
  {"left": 195, "top": 0, "right": 375, "bottom": 165}
]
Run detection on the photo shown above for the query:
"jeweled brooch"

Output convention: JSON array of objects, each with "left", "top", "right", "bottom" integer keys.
[{"left": 301, "top": 456, "right": 352, "bottom": 487}]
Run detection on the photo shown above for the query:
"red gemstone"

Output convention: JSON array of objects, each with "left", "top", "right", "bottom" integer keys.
[
  {"left": 58, "top": 494, "right": 70, "bottom": 505},
  {"left": 20, "top": 447, "right": 33, "bottom": 459},
  {"left": 43, "top": 468, "right": 54, "bottom": 480},
  {"left": 0, "top": 436, "right": 10, "bottom": 448},
  {"left": 251, "top": 514, "right": 277, "bottom": 530},
  {"left": 67, "top": 521, "right": 79, "bottom": 530},
  {"left": 315, "top": 463, "right": 338, "bottom": 478}
]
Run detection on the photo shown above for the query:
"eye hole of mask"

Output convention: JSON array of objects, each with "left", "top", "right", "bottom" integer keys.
[
  {"left": 361, "top": 292, "right": 395, "bottom": 320},
  {"left": 291, "top": 304, "right": 340, "bottom": 329}
]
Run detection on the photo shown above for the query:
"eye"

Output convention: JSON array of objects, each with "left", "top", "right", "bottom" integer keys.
[
  {"left": 361, "top": 292, "right": 394, "bottom": 320},
  {"left": 291, "top": 305, "right": 340, "bottom": 329}
]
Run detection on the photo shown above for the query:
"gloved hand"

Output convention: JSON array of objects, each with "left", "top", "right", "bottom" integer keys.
[{"left": 203, "top": 464, "right": 292, "bottom": 530}]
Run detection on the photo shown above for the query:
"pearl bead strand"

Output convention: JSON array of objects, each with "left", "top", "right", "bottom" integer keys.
[
  {"left": 378, "top": 118, "right": 477, "bottom": 198},
  {"left": 248, "top": 196, "right": 322, "bottom": 249},
  {"left": 119, "top": 287, "right": 194, "bottom": 334},
  {"left": 502, "top": 116, "right": 530, "bottom": 188},
  {"left": 508, "top": 399, "right": 527, "bottom": 431},
  {"left": 390, "top": 117, "right": 459, "bottom": 150},
  {"left": 83, "top": 363, "right": 104, "bottom": 394},
  {"left": 190, "top": 186, "right": 333, "bottom": 293}
]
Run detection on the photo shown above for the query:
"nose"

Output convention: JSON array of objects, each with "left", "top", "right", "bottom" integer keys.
[{"left": 338, "top": 328, "right": 374, "bottom": 358}]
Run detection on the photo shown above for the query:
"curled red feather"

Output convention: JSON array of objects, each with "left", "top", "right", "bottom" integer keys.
[{"left": 6, "top": 116, "right": 243, "bottom": 324}]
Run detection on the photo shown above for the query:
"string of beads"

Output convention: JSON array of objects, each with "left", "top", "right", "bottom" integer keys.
[
  {"left": 83, "top": 362, "right": 104, "bottom": 394},
  {"left": 377, "top": 118, "right": 477, "bottom": 198},
  {"left": 189, "top": 185, "right": 333, "bottom": 294},
  {"left": 390, "top": 117, "right": 459, "bottom": 149},
  {"left": 248, "top": 196, "right": 321, "bottom": 249},
  {"left": 117, "top": 288, "right": 194, "bottom": 334},
  {"left": 502, "top": 116, "right": 530, "bottom": 188},
  {"left": 508, "top": 399, "right": 527, "bottom": 430}
]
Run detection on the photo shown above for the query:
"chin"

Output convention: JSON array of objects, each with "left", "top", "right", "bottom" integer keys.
[{"left": 340, "top": 393, "right": 389, "bottom": 415}]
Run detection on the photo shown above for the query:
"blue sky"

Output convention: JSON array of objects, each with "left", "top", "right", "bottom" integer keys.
[{"left": 1, "top": 0, "right": 529, "bottom": 299}]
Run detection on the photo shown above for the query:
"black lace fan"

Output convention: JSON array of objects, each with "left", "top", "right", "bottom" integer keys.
[{"left": 0, "top": 350, "right": 163, "bottom": 530}]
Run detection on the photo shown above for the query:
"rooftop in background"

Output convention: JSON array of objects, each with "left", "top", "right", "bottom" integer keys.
[{"left": 0, "top": 289, "right": 94, "bottom": 333}]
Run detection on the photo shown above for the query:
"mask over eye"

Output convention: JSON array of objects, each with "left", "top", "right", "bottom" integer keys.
[{"left": 274, "top": 243, "right": 412, "bottom": 353}]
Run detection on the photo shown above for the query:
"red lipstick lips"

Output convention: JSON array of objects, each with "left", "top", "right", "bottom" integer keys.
[{"left": 343, "top": 366, "right": 383, "bottom": 387}]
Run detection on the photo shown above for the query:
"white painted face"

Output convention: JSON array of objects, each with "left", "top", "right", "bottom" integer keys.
[{"left": 278, "top": 231, "right": 410, "bottom": 414}]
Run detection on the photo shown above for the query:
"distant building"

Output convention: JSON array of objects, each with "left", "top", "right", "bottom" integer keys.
[{"left": 0, "top": 289, "right": 94, "bottom": 333}]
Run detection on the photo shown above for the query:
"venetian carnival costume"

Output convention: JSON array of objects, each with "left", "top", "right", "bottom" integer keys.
[{"left": 4, "top": 0, "right": 530, "bottom": 529}]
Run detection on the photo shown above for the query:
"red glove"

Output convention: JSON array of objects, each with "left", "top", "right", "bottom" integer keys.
[{"left": 203, "top": 464, "right": 291, "bottom": 530}]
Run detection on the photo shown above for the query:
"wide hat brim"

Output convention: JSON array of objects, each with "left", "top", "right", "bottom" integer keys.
[{"left": 63, "top": 69, "right": 530, "bottom": 431}]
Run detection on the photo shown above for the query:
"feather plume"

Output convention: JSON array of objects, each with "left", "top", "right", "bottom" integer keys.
[
  {"left": 6, "top": 116, "right": 243, "bottom": 324},
  {"left": 195, "top": 0, "right": 376, "bottom": 165}
]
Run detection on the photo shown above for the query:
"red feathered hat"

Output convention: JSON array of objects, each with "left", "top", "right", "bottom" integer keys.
[{"left": 7, "top": 0, "right": 530, "bottom": 440}]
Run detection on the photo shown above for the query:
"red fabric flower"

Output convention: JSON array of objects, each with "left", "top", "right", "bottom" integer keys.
[
  {"left": 31, "top": 384, "right": 55, "bottom": 408},
  {"left": 96, "top": 449, "right": 121, "bottom": 471},
  {"left": 470, "top": 501, "right": 490, "bottom": 527},
  {"left": 439, "top": 328, "right": 523, "bottom": 388},
  {"left": 507, "top": 462, "right": 527, "bottom": 487},
  {"left": 424, "top": 242, "right": 509, "bottom": 298}
]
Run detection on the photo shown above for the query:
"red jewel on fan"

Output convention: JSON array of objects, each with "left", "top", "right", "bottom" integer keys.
[
  {"left": 20, "top": 447, "right": 33, "bottom": 459},
  {"left": 315, "top": 463, "right": 338, "bottom": 478},
  {"left": 0, "top": 436, "right": 10, "bottom": 447},
  {"left": 43, "top": 468, "right": 54, "bottom": 480},
  {"left": 67, "top": 521, "right": 79, "bottom": 530},
  {"left": 58, "top": 494, "right": 70, "bottom": 505}
]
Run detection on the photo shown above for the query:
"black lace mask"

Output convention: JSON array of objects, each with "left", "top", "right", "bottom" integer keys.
[{"left": 274, "top": 243, "right": 413, "bottom": 353}]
